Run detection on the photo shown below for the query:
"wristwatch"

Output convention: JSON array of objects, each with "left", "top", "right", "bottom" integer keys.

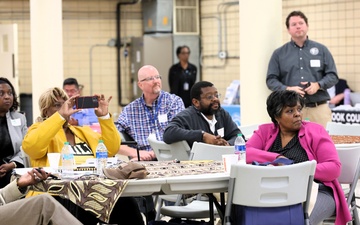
[{"left": 201, "top": 131, "right": 205, "bottom": 141}]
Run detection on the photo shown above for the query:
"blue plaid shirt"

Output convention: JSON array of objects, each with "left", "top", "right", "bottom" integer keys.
[{"left": 116, "top": 91, "right": 185, "bottom": 151}]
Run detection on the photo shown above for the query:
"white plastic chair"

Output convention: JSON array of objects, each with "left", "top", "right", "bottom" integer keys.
[
  {"left": 323, "top": 145, "right": 360, "bottom": 225},
  {"left": 190, "top": 141, "right": 234, "bottom": 161},
  {"left": 148, "top": 134, "right": 191, "bottom": 161},
  {"left": 160, "top": 142, "right": 234, "bottom": 224},
  {"left": 326, "top": 122, "right": 360, "bottom": 135},
  {"left": 239, "top": 124, "right": 259, "bottom": 140},
  {"left": 224, "top": 160, "right": 316, "bottom": 225},
  {"left": 147, "top": 134, "right": 191, "bottom": 220}
]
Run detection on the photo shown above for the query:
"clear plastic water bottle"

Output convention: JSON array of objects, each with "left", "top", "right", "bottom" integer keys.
[
  {"left": 61, "top": 142, "right": 75, "bottom": 177},
  {"left": 96, "top": 140, "right": 108, "bottom": 176},
  {"left": 234, "top": 133, "right": 246, "bottom": 163}
]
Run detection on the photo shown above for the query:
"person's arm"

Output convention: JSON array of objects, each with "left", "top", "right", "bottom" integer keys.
[
  {"left": 266, "top": 51, "right": 288, "bottom": 91},
  {"left": 118, "top": 145, "right": 154, "bottom": 161},
  {"left": 22, "top": 113, "right": 66, "bottom": 160},
  {"left": 163, "top": 111, "right": 203, "bottom": 145},
  {"left": 168, "top": 66, "right": 180, "bottom": 94},
  {"left": 94, "top": 95, "right": 120, "bottom": 157},
  {"left": 246, "top": 125, "right": 281, "bottom": 164},
  {"left": 316, "top": 46, "right": 338, "bottom": 90},
  {"left": 0, "top": 168, "right": 48, "bottom": 204},
  {"left": 98, "top": 116, "right": 120, "bottom": 157},
  {"left": 329, "top": 93, "right": 344, "bottom": 105},
  {"left": 306, "top": 125, "right": 341, "bottom": 182},
  {"left": 266, "top": 49, "right": 307, "bottom": 96},
  {"left": 5, "top": 113, "right": 27, "bottom": 166}
]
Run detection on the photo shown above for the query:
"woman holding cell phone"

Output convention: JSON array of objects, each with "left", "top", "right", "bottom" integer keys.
[{"left": 22, "top": 87, "right": 144, "bottom": 225}]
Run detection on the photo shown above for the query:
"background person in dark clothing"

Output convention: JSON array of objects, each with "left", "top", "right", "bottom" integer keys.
[
  {"left": 328, "top": 78, "right": 351, "bottom": 107},
  {"left": 164, "top": 81, "right": 241, "bottom": 147},
  {"left": 266, "top": 11, "right": 338, "bottom": 128},
  {"left": 168, "top": 45, "right": 197, "bottom": 108}
]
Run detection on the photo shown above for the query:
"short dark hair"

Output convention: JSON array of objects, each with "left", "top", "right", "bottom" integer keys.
[
  {"left": 63, "top": 78, "right": 79, "bottom": 88},
  {"left": 0, "top": 77, "right": 19, "bottom": 111},
  {"left": 285, "top": 11, "right": 308, "bottom": 29},
  {"left": 190, "top": 81, "right": 214, "bottom": 102},
  {"left": 176, "top": 45, "right": 190, "bottom": 57},
  {"left": 266, "top": 90, "right": 304, "bottom": 124}
]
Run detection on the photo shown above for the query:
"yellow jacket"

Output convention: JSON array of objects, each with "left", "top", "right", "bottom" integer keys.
[{"left": 22, "top": 112, "right": 120, "bottom": 167}]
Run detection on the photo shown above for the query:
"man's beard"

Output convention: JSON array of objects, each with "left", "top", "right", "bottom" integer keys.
[
  {"left": 199, "top": 102, "right": 221, "bottom": 116},
  {"left": 152, "top": 85, "right": 161, "bottom": 94}
]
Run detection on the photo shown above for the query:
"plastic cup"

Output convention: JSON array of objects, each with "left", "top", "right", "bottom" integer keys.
[
  {"left": 222, "top": 154, "right": 238, "bottom": 173},
  {"left": 47, "top": 153, "right": 61, "bottom": 172}
]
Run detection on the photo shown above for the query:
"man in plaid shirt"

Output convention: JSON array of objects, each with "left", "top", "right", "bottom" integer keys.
[{"left": 116, "top": 65, "right": 185, "bottom": 161}]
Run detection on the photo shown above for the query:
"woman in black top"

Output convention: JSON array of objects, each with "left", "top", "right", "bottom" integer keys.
[
  {"left": 168, "top": 45, "right": 197, "bottom": 107},
  {"left": 0, "top": 77, "right": 27, "bottom": 188}
]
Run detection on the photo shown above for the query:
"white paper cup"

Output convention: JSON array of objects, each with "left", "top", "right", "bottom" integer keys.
[
  {"left": 222, "top": 154, "right": 238, "bottom": 173},
  {"left": 47, "top": 153, "right": 61, "bottom": 172}
]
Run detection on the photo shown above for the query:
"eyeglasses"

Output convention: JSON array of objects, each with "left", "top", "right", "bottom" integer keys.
[
  {"left": 64, "top": 89, "right": 78, "bottom": 94},
  {"left": 201, "top": 93, "right": 221, "bottom": 101},
  {"left": 140, "top": 75, "right": 162, "bottom": 82},
  {"left": 0, "top": 91, "right": 13, "bottom": 97},
  {"left": 53, "top": 102, "right": 64, "bottom": 108}
]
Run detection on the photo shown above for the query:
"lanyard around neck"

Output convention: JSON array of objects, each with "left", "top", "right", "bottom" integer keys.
[{"left": 141, "top": 94, "right": 163, "bottom": 125}]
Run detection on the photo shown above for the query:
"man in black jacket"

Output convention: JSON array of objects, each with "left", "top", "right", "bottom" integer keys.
[{"left": 163, "top": 81, "right": 241, "bottom": 147}]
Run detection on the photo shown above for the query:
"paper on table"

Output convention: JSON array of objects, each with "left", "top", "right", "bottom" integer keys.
[
  {"left": 14, "top": 167, "right": 94, "bottom": 179},
  {"left": 14, "top": 167, "right": 52, "bottom": 176}
]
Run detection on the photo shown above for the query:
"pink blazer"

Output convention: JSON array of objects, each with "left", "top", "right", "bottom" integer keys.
[{"left": 246, "top": 121, "right": 351, "bottom": 225}]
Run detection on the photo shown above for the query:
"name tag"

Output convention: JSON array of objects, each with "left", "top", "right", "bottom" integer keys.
[
  {"left": 183, "top": 82, "right": 189, "bottom": 91},
  {"left": 158, "top": 114, "right": 168, "bottom": 123},
  {"left": 310, "top": 59, "right": 320, "bottom": 67},
  {"left": 217, "top": 128, "right": 224, "bottom": 137},
  {"left": 11, "top": 118, "right": 21, "bottom": 126}
]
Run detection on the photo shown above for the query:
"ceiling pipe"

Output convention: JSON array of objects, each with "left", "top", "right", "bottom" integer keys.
[{"left": 116, "top": 0, "right": 139, "bottom": 106}]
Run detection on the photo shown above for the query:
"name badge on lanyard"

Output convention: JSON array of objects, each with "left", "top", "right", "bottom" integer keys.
[{"left": 142, "top": 94, "right": 163, "bottom": 126}]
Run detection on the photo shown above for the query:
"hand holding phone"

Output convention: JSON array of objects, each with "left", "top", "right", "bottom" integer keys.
[
  {"left": 75, "top": 96, "right": 99, "bottom": 109},
  {"left": 35, "top": 168, "right": 60, "bottom": 180}
]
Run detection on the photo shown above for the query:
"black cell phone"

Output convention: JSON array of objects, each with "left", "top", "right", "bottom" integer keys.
[
  {"left": 35, "top": 168, "right": 60, "bottom": 180},
  {"left": 75, "top": 96, "right": 99, "bottom": 109}
]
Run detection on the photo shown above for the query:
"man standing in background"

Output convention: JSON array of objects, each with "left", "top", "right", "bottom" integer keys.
[
  {"left": 63, "top": 78, "right": 98, "bottom": 126},
  {"left": 266, "top": 11, "right": 338, "bottom": 128},
  {"left": 168, "top": 45, "right": 197, "bottom": 108}
]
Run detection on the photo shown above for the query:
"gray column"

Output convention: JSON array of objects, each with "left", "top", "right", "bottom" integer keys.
[
  {"left": 240, "top": 0, "right": 282, "bottom": 125},
  {"left": 30, "top": 0, "right": 64, "bottom": 121}
]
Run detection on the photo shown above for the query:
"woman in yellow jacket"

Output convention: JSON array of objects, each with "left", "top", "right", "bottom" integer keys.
[{"left": 22, "top": 87, "right": 144, "bottom": 225}]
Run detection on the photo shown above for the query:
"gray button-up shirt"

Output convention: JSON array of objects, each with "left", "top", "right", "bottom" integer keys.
[{"left": 266, "top": 38, "right": 338, "bottom": 103}]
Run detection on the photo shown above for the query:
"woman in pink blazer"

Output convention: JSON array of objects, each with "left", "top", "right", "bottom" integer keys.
[{"left": 246, "top": 90, "right": 351, "bottom": 225}]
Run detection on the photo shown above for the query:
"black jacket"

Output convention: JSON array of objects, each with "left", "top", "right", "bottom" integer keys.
[{"left": 163, "top": 106, "right": 241, "bottom": 147}]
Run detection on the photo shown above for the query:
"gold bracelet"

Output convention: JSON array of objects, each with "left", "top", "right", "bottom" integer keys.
[{"left": 12, "top": 162, "right": 17, "bottom": 168}]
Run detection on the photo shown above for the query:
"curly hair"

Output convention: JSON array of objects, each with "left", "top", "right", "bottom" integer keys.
[
  {"left": 0, "top": 77, "right": 19, "bottom": 111},
  {"left": 266, "top": 90, "right": 304, "bottom": 124},
  {"left": 37, "top": 87, "right": 68, "bottom": 121}
]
